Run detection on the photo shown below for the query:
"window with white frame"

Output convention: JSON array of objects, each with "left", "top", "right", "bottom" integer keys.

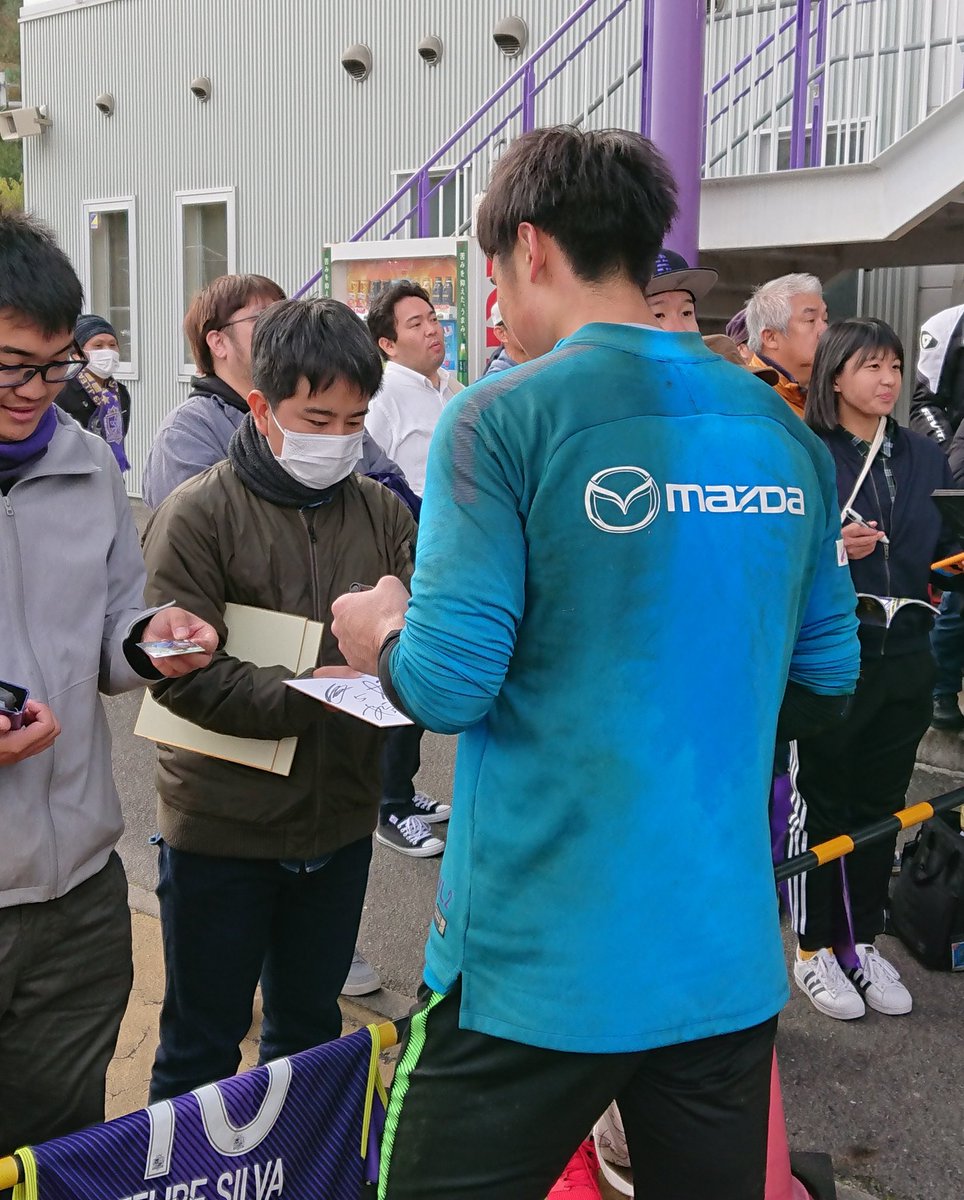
[
  {"left": 84, "top": 198, "right": 137, "bottom": 374},
  {"left": 391, "top": 168, "right": 468, "bottom": 238},
  {"left": 755, "top": 119, "right": 872, "bottom": 172},
  {"left": 176, "top": 189, "right": 236, "bottom": 374}
]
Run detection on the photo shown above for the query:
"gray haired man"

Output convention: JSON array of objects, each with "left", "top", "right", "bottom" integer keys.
[{"left": 745, "top": 273, "right": 828, "bottom": 418}]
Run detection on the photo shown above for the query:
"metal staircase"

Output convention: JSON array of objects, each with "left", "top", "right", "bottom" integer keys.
[{"left": 301, "top": 0, "right": 964, "bottom": 301}]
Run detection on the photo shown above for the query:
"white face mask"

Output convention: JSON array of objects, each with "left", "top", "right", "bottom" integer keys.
[
  {"left": 86, "top": 348, "right": 121, "bottom": 380},
  {"left": 269, "top": 409, "right": 364, "bottom": 490}
]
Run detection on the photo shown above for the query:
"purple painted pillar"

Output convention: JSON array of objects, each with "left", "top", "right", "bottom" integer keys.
[
  {"left": 647, "top": 0, "right": 706, "bottom": 263},
  {"left": 639, "top": 0, "right": 655, "bottom": 136},
  {"left": 789, "top": 0, "right": 812, "bottom": 168},
  {"left": 810, "top": 0, "right": 829, "bottom": 167}
]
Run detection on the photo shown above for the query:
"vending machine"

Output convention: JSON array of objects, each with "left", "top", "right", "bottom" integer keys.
[{"left": 319, "top": 237, "right": 492, "bottom": 386}]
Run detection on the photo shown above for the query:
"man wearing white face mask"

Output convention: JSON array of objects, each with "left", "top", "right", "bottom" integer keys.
[
  {"left": 56, "top": 313, "right": 131, "bottom": 472},
  {"left": 140, "top": 299, "right": 416, "bottom": 1100}
]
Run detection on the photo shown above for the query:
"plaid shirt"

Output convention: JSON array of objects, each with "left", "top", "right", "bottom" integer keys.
[{"left": 852, "top": 417, "right": 897, "bottom": 504}]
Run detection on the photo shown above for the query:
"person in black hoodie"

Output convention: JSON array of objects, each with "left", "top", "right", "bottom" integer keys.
[
  {"left": 788, "top": 318, "right": 964, "bottom": 1022},
  {"left": 142, "top": 273, "right": 286, "bottom": 509}
]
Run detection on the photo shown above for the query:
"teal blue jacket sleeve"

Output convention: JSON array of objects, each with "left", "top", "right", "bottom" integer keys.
[
  {"left": 787, "top": 453, "right": 861, "bottom": 696},
  {"left": 388, "top": 395, "right": 525, "bottom": 733}
]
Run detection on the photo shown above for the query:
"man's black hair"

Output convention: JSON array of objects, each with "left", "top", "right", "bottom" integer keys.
[
  {"left": 476, "top": 126, "right": 678, "bottom": 290},
  {"left": 805, "top": 318, "right": 905, "bottom": 434},
  {"left": 366, "top": 281, "right": 434, "bottom": 348},
  {"left": 0, "top": 210, "right": 84, "bottom": 335},
  {"left": 251, "top": 298, "right": 383, "bottom": 408}
]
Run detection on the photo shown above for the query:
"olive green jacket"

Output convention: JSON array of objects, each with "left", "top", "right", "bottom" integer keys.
[{"left": 142, "top": 461, "right": 415, "bottom": 859}]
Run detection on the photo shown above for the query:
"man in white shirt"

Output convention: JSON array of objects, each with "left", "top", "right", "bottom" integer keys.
[
  {"left": 366, "top": 282, "right": 464, "bottom": 497},
  {"left": 362, "top": 283, "right": 460, "bottom": 858}
]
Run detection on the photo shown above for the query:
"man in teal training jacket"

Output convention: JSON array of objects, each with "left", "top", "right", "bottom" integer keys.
[{"left": 332, "top": 127, "right": 860, "bottom": 1200}]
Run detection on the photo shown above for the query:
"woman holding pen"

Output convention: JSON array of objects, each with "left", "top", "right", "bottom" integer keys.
[{"left": 788, "top": 318, "right": 964, "bottom": 1021}]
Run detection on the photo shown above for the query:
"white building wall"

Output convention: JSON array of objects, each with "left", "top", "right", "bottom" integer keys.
[
  {"left": 19, "top": 0, "right": 582, "bottom": 491},
  {"left": 18, "top": 0, "right": 964, "bottom": 490}
]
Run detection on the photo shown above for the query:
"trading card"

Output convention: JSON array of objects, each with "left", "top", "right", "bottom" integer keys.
[{"left": 137, "top": 639, "right": 206, "bottom": 658}]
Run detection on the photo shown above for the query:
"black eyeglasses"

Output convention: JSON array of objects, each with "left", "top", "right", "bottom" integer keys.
[
  {"left": 219, "top": 313, "right": 262, "bottom": 331},
  {"left": 0, "top": 348, "right": 88, "bottom": 389}
]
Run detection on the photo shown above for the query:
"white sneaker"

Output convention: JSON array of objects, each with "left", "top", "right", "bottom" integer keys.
[
  {"left": 793, "top": 948, "right": 865, "bottom": 1020},
  {"left": 847, "top": 944, "right": 913, "bottom": 1015},
  {"left": 340, "top": 949, "right": 381, "bottom": 997},
  {"left": 593, "top": 1102, "right": 634, "bottom": 1196}
]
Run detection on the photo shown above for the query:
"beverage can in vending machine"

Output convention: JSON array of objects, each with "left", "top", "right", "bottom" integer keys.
[
  {"left": 442, "top": 276, "right": 455, "bottom": 305},
  {"left": 432, "top": 277, "right": 444, "bottom": 306}
]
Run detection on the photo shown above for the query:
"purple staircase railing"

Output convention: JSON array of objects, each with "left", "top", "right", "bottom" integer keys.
[
  {"left": 704, "top": 0, "right": 839, "bottom": 173},
  {"left": 704, "top": 0, "right": 963, "bottom": 177},
  {"left": 350, "top": 0, "right": 637, "bottom": 243},
  {"left": 296, "top": 0, "right": 643, "bottom": 295},
  {"left": 296, "top": 0, "right": 964, "bottom": 293}
]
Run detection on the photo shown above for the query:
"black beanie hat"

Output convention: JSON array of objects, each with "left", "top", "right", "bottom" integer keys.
[{"left": 74, "top": 313, "right": 117, "bottom": 347}]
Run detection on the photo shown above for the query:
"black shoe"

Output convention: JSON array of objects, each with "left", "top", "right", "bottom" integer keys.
[
  {"left": 375, "top": 813, "right": 445, "bottom": 858},
  {"left": 931, "top": 694, "right": 964, "bottom": 730}
]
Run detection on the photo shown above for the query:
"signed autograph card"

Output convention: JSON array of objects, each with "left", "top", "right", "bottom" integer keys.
[{"left": 285, "top": 674, "right": 413, "bottom": 727}]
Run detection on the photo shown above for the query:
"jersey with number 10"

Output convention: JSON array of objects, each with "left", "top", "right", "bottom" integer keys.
[{"left": 15, "top": 1027, "right": 385, "bottom": 1200}]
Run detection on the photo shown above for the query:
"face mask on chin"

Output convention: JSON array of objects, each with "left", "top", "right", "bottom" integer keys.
[
  {"left": 269, "top": 409, "right": 365, "bottom": 491},
  {"left": 86, "top": 348, "right": 121, "bottom": 380}
]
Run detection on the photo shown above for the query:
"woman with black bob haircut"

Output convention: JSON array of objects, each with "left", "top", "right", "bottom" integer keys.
[{"left": 788, "top": 317, "right": 964, "bottom": 1022}]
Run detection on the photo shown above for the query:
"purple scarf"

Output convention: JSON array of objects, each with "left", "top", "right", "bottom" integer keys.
[
  {"left": 82, "top": 373, "right": 129, "bottom": 472},
  {"left": 0, "top": 404, "right": 58, "bottom": 490}
]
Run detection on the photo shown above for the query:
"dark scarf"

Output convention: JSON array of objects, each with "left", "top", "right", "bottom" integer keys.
[
  {"left": 228, "top": 414, "right": 348, "bottom": 508},
  {"left": 0, "top": 405, "right": 58, "bottom": 492}
]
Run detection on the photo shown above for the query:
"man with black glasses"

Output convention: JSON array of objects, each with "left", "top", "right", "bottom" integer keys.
[
  {"left": 142, "top": 273, "right": 401, "bottom": 513},
  {"left": 0, "top": 212, "right": 217, "bottom": 1150}
]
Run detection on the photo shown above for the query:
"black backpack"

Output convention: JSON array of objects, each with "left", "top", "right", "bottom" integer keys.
[{"left": 890, "top": 811, "right": 964, "bottom": 971}]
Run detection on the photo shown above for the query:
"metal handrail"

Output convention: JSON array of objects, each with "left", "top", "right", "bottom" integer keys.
[
  {"left": 706, "top": 35, "right": 964, "bottom": 171},
  {"left": 705, "top": 0, "right": 964, "bottom": 174},
  {"left": 393, "top": 0, "right": 636, "bottom": 240},
  {"left": 350, "top": 0, "right": 630, "bottom": 243}
]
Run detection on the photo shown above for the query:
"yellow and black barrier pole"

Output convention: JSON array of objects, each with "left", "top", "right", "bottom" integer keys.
[
  {"left": 0, "top": 1152, "right": 21, "bottom": 1189},
  {"left": 775, "top": 786, "right": 964, "bottom": 884}
]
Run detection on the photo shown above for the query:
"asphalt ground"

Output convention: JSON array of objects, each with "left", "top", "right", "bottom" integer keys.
[{"left": 106, "top": 681, "right": 963, "bottom": 1200}]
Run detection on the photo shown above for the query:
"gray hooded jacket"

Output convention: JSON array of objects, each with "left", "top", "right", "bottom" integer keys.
[
  {"left": 141, "top": 376, "right": 407, "bottom": 510},
  {"left": 1, "top": 410, "right": 155, "bottom": 907}
]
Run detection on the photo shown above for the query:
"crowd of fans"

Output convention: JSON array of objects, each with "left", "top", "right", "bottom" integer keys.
[{"left": 2, "top": 121, "right": 962, "bottom": 1199}]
